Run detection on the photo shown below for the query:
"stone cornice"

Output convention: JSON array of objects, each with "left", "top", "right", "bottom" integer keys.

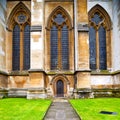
[
  {"left": 31, "top": 25, "right": 42, "bottom": 32},
  {"left": 45, "top": 0, "right": 73, "bottom": 2},
  {"left": 28, "top": 69, "right": 45, "bottom": 73},
  {"left": 77, "top": 23, "right": 89, "bottom": 32}
]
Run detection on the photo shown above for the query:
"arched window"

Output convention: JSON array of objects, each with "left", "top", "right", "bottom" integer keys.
[
  {"left": 50, "top": 14, "right": 69, "bottom": 70},
  {"left": 89, "top": 5, "right": 111, "bottom": 70},
  {"left": 8, "top": 2, "right": 30, "bottom": 71},
  {"left": 48, "top": 8, "right": 71, "bottom": 70}
]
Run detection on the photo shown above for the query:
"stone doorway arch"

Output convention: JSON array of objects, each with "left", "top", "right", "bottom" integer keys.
[{"left": 50, "top": 74, "right": 70, "bottom": 97}]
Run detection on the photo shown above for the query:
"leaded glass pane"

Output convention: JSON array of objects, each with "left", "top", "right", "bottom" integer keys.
[
  {"left": 18, "top": 14, "right": 26, "bottom": 23},
  {"left": 91, "top": 13, "right": 103, "bottom": 25},
  {"left": 12, "top": 25, "right": 20, "bottom": 70},
  {"left": 51, "top": 26, "right": 58, "bottom": 70},
  {"left": 89, "top": 26, "right": 96, "bottom": 70},
  {"left": 99, "top": 26, "right": 107, "bottom": 70},
  {"left": 61, "top": 25, "right": 69, "bottom": 70},
  {"left": 23, "top": 24, "right": 30, "bottom": 70},
  {"left": 54, "top": 14, "right": 65, "bottom": 25}
]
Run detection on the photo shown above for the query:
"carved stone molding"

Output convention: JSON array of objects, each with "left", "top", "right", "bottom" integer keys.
[
  {"left": 31, "top": 25, "right": 42, "bottom": 32},
  {"left": 77, "top": 23, "right": 89, "bottom": 32}
]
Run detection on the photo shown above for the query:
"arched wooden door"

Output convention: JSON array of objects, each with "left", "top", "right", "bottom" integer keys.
[{"left": 56, "top": 80, "right": 64, "bottom": 97}]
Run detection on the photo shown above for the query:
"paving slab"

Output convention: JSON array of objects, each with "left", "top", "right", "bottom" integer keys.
[{"left": 44, "top": 99, "right": 81, "bottom": 120}]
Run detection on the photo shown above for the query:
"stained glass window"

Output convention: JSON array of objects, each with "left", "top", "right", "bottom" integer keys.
[
  {"left": 89, "top": 12, "right": 106, "bottom": 70},
  {"left": 50, "top": 13, "right": 69, "bottom": 70},
  {"left": 91, "top": 13, "right": 103, "bottom": 25},
  {"left": 12, "top": 25, "right": 20, "bottom": 70},
  {"left": 61, "top": 25, "right": 69, "bottom": 70},
  {"left": 54, "top": 14, "right": 65, "bottom": 25},
  {"left": 99, "top": 26, "right": 106, "bottom": 70},
  {"left": 50, "top": 25, "right": 58, "bottom": 70},
  {"left": 18, "top": 14, "right": 26, "bottom": 23},
  {"left": 23, "top": 25, "right": 30, "bottom": 70},
  {"left": 89, "top": 26, "right": 96, "bottom": 70}
]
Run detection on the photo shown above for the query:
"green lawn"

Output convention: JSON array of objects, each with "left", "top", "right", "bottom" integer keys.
[
  {"left": 0, "top": 98, "right": 51, "bottom": 120},
  {"left": 70, "top": 98, "right": 120, "bottom": 120}
]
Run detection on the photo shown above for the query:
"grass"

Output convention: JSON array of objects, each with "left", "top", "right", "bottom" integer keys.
[
  {"left": 0, "top": 98, "right": 51, "bottom": 120},
  {"left": 70, "top": 98, "right": 120, "bottom": 120}
]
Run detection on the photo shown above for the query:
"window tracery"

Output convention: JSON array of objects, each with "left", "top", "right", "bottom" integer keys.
[
  {"left": 7, "top": 2, "right": 30, "bottom": 71},
  {"left": 46, "top": 6, "right": 72, "bottom": 71},
  {"left": 89, "top": 5, "right": 111, "bottom": 70},
  {"left": 50, "top": 10, "right": 70, "bottom": 70}
]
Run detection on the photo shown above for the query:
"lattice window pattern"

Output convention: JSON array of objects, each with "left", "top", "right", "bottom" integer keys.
[
  {"left": 50, "top": 25, "right": 58, "bottom": 70},
  {"left": 89, "top": 12, "right": 107, "bottom": 70},
  {"left": 23, "top": 24, "right": 30, "bottom": 70},
  {"left": 89, "top": 26, "right": 96, "bottom": 70},
  {"left": 12, "top": 25, "right": 20, "bottom": 70},
  {"left": 61, "top": 25, "right": 69, "bottom": 70},
  {"left": 50, "top": 13, "right": 69, "bottom": 70},
  {"left": 99, "top": 26, "right": 107, "bottom": 70}
]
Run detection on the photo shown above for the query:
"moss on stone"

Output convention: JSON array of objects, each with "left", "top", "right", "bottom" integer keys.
[
  {"left": 9, "top": 71, "right": 29, "bottom": 76},
  {"left": 91, "top": 70, "right": 111, "bottom": 75}
]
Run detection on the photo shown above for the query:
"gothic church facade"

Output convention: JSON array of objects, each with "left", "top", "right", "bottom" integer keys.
[{"left": 0, "top": 0, "right": 120, "bottom": 98}]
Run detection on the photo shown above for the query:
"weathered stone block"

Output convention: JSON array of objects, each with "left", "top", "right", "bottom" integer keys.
[
  {"left": 8, "top": 88, "right": 27, "bottom": 97},
  {"left": 27, "top": 88, "right": 47, "bottom": 99}
]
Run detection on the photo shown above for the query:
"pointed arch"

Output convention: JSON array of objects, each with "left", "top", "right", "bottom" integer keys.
[
  {"left": 88, "top": 4, "right": 112, "bottom": 70},
  {"left": 7, "top": 2, "right": 31, "bottom": 29},
  {"left": 50, "top": 74, "right": 70, "bottom": 85},
  {"left": 50, "top": 74, "right": 70, "bottom": 97},
  {"left": 45, "top": 6, "right": 74, "bottom": 71},
  {"left": 6, "top": 2, "right": 31, "bottom": 71},
  {"left": 47, "top": 6, "right": 72, "bottom": 29},
  {"left": 88, "top": 4, "right": 111, "bottom": 30}
]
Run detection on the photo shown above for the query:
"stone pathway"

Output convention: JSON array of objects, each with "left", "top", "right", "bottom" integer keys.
[{"left": 44, "top": 99, "right": 81, "bottom": 120}]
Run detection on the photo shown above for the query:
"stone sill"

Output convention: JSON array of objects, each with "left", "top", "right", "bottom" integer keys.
[
  {"left": 91, "top": 70, "right": 120, "bottom": 75},
  {"left": 93, "top": 88, "right": 120, "bottom": 92},
  {"left": 46, "top": 71, "right": 74, "bottom": 75},
  {"left": 0, "top": 70, "right": 8, "bottom": 75},
  {"left": 9, "top": 71, "right": 29, "bottom": 76},
  {"left": 0, "top": 70, "right": 120, "bottom": 76},
  {"left": 91, "top": 70, "right": 111, "bottom": 75}
]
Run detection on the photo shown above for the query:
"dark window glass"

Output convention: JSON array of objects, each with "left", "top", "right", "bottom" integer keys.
[
  {"left": 89, "top": 26, "right": 96, "bottom": 70},
  {"left": 50, "top": 25, "right": 58, "bottom": 70},
  {"left": 61, "top": 25, "right": 69, "bottom": 70},
  {"left": 54, "top": 14, "right": 65, "bottom": 25},
  {"left": 51, "top": 13, "right": 69, "bottom": 70},
  {"left": 91, "top": 13, "right": 103, "bottom": 25},
  {"left": 90, "top": 12, "right": 107, "bottom": 70},
  {"left": 23, "top": 24, "right": 30, "bottom": 70},
  {"left": 18, "top": 14, "right": 26, "bottom": 23},
  {"left": 12, "top": 25, "right": 20, "bottom": 70},
  {"left": 99, "top": 26, "right": 107, "bottom": 70}
]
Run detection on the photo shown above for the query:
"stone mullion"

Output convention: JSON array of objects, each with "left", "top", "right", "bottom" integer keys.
[
  {"left": 106, "top": 29, "right": 111, "bottom": 69},
  {"left": 96, "top": 29, "right": 99, "bottom": 70},
  {"left": 20, "top": 29, "right": 23, "bottom": 70},
  {"left": 57, "top": 28, "right": 62, "bottom": 69}
]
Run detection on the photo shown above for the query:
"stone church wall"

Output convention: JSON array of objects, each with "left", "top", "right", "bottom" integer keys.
[
  {"left": 0, "top": 0, "right": 120, "bottom": 98},
  {"left": 31, "top": 0, "right": 43, "bottom": 69},
  {"left": 0, "top": 0, "right": 6, "bottom": 71},
  {"left": 112, "top": 0, "right": 120, "bottom": 71}
]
